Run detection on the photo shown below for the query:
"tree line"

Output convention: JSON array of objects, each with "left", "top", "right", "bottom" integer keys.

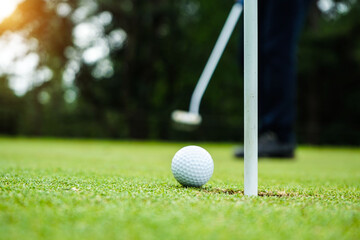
[{"left": 0, "top": 0, "right": 359, "bottom": 145}]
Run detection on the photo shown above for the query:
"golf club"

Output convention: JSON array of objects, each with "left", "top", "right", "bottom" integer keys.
[{"left": 172, "top": 0, "right": 244, "bottom": 129}]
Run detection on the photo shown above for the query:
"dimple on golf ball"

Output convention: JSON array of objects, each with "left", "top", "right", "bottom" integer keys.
[{"left": 171, "top": 146, "right": 214, "bottom": 187}]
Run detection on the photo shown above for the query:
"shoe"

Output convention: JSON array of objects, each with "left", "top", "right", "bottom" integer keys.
[{"left": 234, "top": 132, "right": 295, "bottom": 159}]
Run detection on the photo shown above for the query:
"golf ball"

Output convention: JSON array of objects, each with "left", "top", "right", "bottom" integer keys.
[{"left": 171, "top": 146, "right": 214, "bottom": 187}]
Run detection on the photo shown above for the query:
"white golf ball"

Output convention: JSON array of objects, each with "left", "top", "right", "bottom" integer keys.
[{"left": 171, "top": 146, "right": 214, "bottom": 187}]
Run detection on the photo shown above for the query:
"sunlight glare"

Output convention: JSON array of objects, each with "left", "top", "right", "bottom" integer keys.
[{"left": 0, "top": 0, "right": 24, "bottom": 23}]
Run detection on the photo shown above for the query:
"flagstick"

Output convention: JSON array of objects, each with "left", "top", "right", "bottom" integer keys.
[{"left": 244, "top": 0, "right": 258, "bottom": 196}]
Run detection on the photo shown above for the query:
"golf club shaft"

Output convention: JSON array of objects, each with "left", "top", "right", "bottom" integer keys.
[
  {"left": 244, "top": 0, "right": 258, "bottom": 196},
  {"left": 189, "top": 2, "right": 243, "bottom": 114}
]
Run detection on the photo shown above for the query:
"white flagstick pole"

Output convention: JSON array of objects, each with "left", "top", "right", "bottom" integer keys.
[{"left": 244, "top": 0, "right": 258, "bottom": 196}]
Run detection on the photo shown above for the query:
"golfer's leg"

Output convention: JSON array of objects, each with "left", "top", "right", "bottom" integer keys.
[{"left": 258, "top": 0, "right": 311, "bottom": 143}]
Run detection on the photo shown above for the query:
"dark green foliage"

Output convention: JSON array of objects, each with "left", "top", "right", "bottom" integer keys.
[
  {"left": 0, "top": 0, "right": 359, "bottom": 144},
  {"left": 298, "top": 1, "right": 360, "bottom": 144},
  {"left": 0, "top": 78, "right": 22, "bottom": 134}
]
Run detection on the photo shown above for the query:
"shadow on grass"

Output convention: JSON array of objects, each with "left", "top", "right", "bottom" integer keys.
[{"left": 173, "top": 185, "right": 297, "bottom": 197}]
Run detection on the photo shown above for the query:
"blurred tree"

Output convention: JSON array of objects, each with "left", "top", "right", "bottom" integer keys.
[
  {"left": 0, "top": 0, "right": 359, "bottom": 144},
  {"left": 0, "top": 77, "right": 22, "bottom": 135},
  {"left": 75, "top": 0, "right": 242, "bottom": 139},
  {"left": 298, "top": 0, "right": 360, "bottom": 144},
  {"left": 0, "top": 0, "right": 74, "bottom": 136}
]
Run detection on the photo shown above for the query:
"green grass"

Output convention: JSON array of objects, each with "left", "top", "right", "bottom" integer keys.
[{"left": 0, "top": 138, "right": 359, "bottom": 240}]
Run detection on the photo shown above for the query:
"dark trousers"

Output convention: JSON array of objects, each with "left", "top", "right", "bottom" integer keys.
[{"left": 240, "top": 0, "right": 311, "bottom": 143}]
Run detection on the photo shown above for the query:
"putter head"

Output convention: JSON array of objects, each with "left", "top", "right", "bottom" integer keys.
[{"left": 171, "top": 110, "right": 202, "bottom": 131}]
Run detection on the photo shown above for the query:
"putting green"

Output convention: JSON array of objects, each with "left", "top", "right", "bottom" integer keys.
[{"left": 0, "top": 138, "right": 359, "bottom": 240}]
